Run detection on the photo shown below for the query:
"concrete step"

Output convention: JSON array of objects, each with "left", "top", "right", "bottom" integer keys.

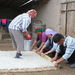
[
  {"left": 0, "top": 33, "right": 10, "bottom": 40},
  {"left": 0, "top": 39, "right": 14, "bottom": 51}
]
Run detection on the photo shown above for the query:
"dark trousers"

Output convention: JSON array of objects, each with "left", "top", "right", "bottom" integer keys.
[
  {"left": 59, "top": 45, "right": 75, "bottom": 63},
  {"left": 68, "top": 51, "right": 75, "bottom": 63}
]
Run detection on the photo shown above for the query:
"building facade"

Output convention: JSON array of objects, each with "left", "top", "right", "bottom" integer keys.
[
  {"left": 37, "top": 0, "right": 75, "bottom": 37},
  {"left": 0, "top": 0, "right": 75, "bottom": 39}
]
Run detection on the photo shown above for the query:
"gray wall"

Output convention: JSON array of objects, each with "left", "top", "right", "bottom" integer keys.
[{"left": 36, "top": 0, "right": 67, "bottom": 32}]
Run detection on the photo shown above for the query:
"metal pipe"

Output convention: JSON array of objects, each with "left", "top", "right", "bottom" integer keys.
[
  {"left": 20, "top": 0, "right": 39, "bottom": 7},
  {"left": 65, "top": 3, "right": 68, "bottom": 36},
  {"left": 20, "top": 0, "right": 33, "bottom": 7}
]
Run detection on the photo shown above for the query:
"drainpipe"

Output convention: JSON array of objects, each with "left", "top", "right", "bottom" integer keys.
[
  {"left": 20, "top": 0, "right": 39, "bottom": 7},
  {"left": 65, "top": 2, "right": 68, "bottom": 36}
]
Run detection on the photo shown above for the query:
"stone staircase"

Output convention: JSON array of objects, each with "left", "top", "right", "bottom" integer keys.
[{"left": 0, "top": 38, "right": 14, "bottom": 51}]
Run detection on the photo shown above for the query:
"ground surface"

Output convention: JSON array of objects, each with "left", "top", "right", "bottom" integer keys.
[
  {"left": 0, "top": 51, "right": 55, "bottom": 70},
  {"left": 0, "top": 40, "right": 75, "bottom": 75}
]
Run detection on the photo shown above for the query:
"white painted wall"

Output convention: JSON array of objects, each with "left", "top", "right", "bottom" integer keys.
[
  {"left": 66, "top": 0, "right": 75, "bottom": 1},
  {"left": 36, "top": 0, "right": 66, "bottom": 32}
]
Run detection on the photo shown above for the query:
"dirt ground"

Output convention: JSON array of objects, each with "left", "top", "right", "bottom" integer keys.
[{"left": 0, "top": 40, "right": 75, "bottom": 75}]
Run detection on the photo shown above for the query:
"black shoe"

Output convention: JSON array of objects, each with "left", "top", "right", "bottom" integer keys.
[
  {"left": 66, "top": 61, "right": 74, "bottom": 64},
  {"left": 70, "top": 63, "right": 75, "bottom": 68},
  {"left": 15, "top": 53, "right": 22, "bottom": 58},
  {"left": 19, "top": 53, "right": 22, "bottom": 56}
]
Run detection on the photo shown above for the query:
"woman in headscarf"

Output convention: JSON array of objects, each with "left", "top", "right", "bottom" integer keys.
[{"left": 32, "top": 26, "right": 47, "bottom": 52}]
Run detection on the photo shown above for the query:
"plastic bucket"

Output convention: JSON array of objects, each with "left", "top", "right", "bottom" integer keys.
[{"left": 24, "top": 40, "right": 32, "bottom": 51}]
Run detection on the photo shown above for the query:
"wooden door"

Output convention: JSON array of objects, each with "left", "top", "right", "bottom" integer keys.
[{"left": 60, "top": 2, "right": 75, "bottom": 38}]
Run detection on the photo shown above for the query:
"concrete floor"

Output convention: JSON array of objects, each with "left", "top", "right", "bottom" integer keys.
[
  {"left": 0, "top": 40, "right": 75, "bottom": 75},
  {"left": 0, "top": 67, "right": 75, "bottom": 75}
]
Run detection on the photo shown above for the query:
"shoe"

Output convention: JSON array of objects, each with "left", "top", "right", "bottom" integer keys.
[
  {"left": 15, "top": 53, "right": 22, "bottom": 58},
  {"left": 19, "top": 53, "right": 22, "bottom": 56},
  {"left": 70, "top": 63, "right": 75, "bottom": 68},
  {"left": 66, "top": 61, "right": 73, "bottom": 64}
]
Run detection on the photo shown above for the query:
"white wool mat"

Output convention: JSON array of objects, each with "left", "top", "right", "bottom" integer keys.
[{"left": 0, "top": 51, "right": 54, "bottom": 70}]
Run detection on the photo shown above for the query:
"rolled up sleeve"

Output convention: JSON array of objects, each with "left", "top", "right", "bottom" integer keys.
[
  {"left": 56, "top": 45, "right": 60, "bottom": 53},
  {"left": 45, "top": 39, "right": 49, "bottom": 46},
  {"left": 51, "top": 43, "right": 58, "bottom": 51}
]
